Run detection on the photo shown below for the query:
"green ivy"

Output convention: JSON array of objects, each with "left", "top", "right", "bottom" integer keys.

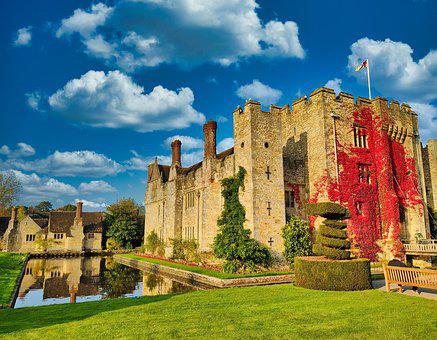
[
  {"left": 213, "top": 167, "right": 272, "bottom": 273},
  {"left": 281, "top": 215, "right": 312, "bottom": 265}
]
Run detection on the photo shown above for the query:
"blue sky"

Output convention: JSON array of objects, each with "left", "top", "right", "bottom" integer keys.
[{"left": 1, "top": 0, "right": 436, "bottom": 210}]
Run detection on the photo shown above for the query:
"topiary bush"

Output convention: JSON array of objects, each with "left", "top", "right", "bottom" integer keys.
[
  {"left": 213, "top": 167, "right": 272, "bottom": 273},
  {"left": 281, "top": 215, "right": 312, "bottom": 265},
  {"left": 295, "top": 257, "right": 372, "bottom": 291},
  {"left": 307, "top": 202, "right": 351, "bottom": 260}
]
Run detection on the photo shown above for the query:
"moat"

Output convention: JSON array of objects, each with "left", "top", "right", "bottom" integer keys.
[{"left": 14, "top": 256, "right": 201, "bottom": 308}]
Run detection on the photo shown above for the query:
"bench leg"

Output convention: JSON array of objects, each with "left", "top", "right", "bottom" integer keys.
[
  {"left": 398, "top": 284, "right": 403, "bottom": 293},
  {"left": 385, "top": 281, "right": 391, "bottom": 292}
]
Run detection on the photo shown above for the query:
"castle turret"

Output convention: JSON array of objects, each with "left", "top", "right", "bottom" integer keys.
[
  {"left": 171, "top": 139, "right": 181, "bottom": 166},
  {"left": 203, "top": 120, "right": 217, "bottom": 159}
]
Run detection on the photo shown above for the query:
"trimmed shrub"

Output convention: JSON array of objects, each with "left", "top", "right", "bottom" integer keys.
[
  {"left": 322, "top": 220, "right": 347, "bottom": 229},
  {"left": 214, "top": 167, "right": 272, "bottom": 273},
  {"left": 295, "top": 257, "right": 372, "bottom": 291},
  {"left": 281, "top": 215, "right": 312, "bottom": 264},
  {"left": 306, "top": 202, "right": 351, "bottom": 220},
  {"left": 318, "top": 225, "right": 348, "bottom": 239},
  {"left": 312, "top": 244, "right": 350, "bottom": 260},
  {"left": 317, "top": 235, "right": 350, "bottom": 249}
]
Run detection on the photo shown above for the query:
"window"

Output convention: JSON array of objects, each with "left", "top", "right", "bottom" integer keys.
[
  {"left": 185, "top": 191, "right": 195, "bottom": 209},
  {"left": 25, "top": 267, "right": 32, "bottom": 275},
  {"left": 241, "top": 142, "right": 244, "bottom": 148},
  {"left": 25, "top": 234, "right": 36, "bottom": 242},
  {"left": 87, "top": 233, "right": 94, "bottom": 239},
  {"left": 54, "top": 233, "right": 64, "bottom": 240},
  {"left": 358, "top": 164, "right": 371, "bottom": 184},
  {"left": 50, "top": 270, "right": 61, "bottom": 278},
  {"left": 355, "top": 202, "right": 363, "bottom": 215},
  {"left": 285, "top": 190, "right": 295, "bottom": 208},
  {"left": 353, "top": 125, "right": 368, "bottom": 148},
  {"left": 264, "top": 142, "right": 269, "bottom": 148},
  {"left": 399, "top": 205, "right": 406, "bottom": 223}
]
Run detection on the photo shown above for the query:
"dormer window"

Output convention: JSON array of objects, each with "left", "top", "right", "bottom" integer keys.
[{"left": 353, "top": 125, "right": 368, "bottom": 148}]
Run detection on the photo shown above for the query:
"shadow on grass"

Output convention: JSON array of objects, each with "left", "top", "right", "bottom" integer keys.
[{"left": 0, "top": 294, "right": 173, "bottom": 335}]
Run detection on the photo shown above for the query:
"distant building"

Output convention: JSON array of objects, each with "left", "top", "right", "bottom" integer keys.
[{"left": 2, "top": 202, "right": 104, "bottom": 253}]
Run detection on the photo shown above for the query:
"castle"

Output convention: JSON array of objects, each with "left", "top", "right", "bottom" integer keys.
[{"left": 144, "top": 87, "right": 436, "bottom": 260}]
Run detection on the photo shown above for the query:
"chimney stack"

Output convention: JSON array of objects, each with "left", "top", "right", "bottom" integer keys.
[
  {"left": 10, "top": 207, "right": 17, "bottom": 222},
  {"left": 203, "top": 120, "right": 217, "bottom": 159},
  {"left": 76, "top": 201, "right": 83, "bottom": 220},
  {"left": 171, "top": 139, "right": 182, "bottom": 166}
]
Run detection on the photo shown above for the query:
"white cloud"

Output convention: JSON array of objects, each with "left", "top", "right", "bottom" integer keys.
[
  {"left": 83, "top": 35, "right": 117, "bottom": 59},
  {"left": 217, "top": 138, "right": 234, "bottom": 153},
  {"left": 164, "top": 135, "right": 204, "bottom": 150},
  {"left": 4, "top": 170, "right": 78, "bottom": 202},
  {"left": 124, "top": 150, "right": 171, "bottom": 171},
  {"left": 347, "top": 38, "right": 437, "bottom": 141},
  {"left": 6, "top": 150, "right": 123, "bottom": 177},
  {"left": 56, "top": 1, "right": 304, "bottom": 71},
  {"left": 48, "top": 70, "right": 205, "bottom": 132},
  {"left": 348, "top": 38, "right": 437, "bottom": 103},
  {"left": 75, "top": 198, "right": 107, "bottom": 209},
  {"left": 79, "top": 180, "right": 116, "bottom": 193},
  {"left": 25, "top": 91, "right": 44, "bottom": 111},
  {"left": 56, "top": 3, "right": 113, "bottom": 38},
  {"left": 324, "top": 78, "right": 342, "bottom": 95},
  {"left": 14, "top": 27, "right": 32, "bottom": 46},
  {"left": 216, "top": 115, "right": 228, "bottom": 123},
  {"left": 0, "top": 143, "right": 35, "bottom": 158},
  {"left": 236, "top": 79, "right": 282, "bottom": 104},
  {"left": 181, "top": 150, "right": 204, "bottom": 166}
]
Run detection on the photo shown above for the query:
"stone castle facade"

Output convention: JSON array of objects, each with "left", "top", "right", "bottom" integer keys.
[{"left": 145, "top": 87, "right": 436, "bottom": 259}]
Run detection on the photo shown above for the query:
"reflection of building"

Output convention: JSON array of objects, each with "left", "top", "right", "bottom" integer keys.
[
  {"left": 2, "top": 202, "right": 104, "bottom": 253},
  {"left": 145, "top": 87, "right": 435, "bottom": 260},
  {"left": 141, "top": 273, "right": 173, "bottom": 296},
  {"left": 17, "top": 257, "right": 103, "bottom": 304}
]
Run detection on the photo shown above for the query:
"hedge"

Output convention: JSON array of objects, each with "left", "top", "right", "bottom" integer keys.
[
  {"left": 316, "top": 235, "right": 350, "bottom": 249},
  {"left": 306, "top": 202, "right": 351, "bottom": 220},
  {"left": 318, "top": 225, "right": 347, "bottom": 239},
  {"left": 312, "top": 244, "right": 350, "bottom": 260},
  {"left": 322, "top": 220, "right": 347, "bottom": 229},
  {"left": 295, "top": 257, "right": 372, "bottom": 291}
]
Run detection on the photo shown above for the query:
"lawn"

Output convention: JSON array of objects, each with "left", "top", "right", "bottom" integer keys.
[
  {"left": 1, "top": 284, "right": 435, "bottom": 339},
  {"left": 0, "top": 253, "right": 27, "bottom": 308},
  {"left": 119, "top": 253, "right": 292, "bottom": 279}
]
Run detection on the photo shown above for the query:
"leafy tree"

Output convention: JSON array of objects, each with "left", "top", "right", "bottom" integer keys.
[
  {"left": 57, "top": 204, "right": 76, "bottom": 211},
  {"left": 16, "top": 206, "right": 27, "bottom": 222},
  {"left": 213, "top": 167, "right": 272, "bottom": 273},
  {"left": 0, "top": 172, "right": 21, "bottom": 210},
  {"left": 144, "top": 230, "right": 165, "bottom": 256},
  {"left": 281, "top": 215, "right": 312, "bottom": 265},
  {"left": 35, "top": 201, "right": 53, "bottom": 212},
  {"left": 105, "top": 198, "right": 144, "bottom": 249},
  {"left": 34, "top": 235, "right": 58, "bottom": 252}
]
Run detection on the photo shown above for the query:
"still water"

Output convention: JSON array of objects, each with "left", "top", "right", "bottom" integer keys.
[{"left": 14, "top": 256, "right": 199, "bottom": 308}]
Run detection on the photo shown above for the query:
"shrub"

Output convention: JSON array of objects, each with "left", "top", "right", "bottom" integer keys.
[
  {"left": 213, "top": 167, "right": 272, "bottom": 273},
  {"left": 295, "top": 257, "right": 372, "bottom": 291},
  {"left": 307, "top": 202, "right": 351, "bottom": 260},
  {"left": 170, "top": 238, "right": 200, "bottom": 263},
  {"left": 106, "top": 238, "right": 122, "bottom": 251},
  {"left": 144, "top": 230, "right": 165, "bottom": 256},
  {"left": 281, "top": 215, "right": 312, "bottom": 265}
]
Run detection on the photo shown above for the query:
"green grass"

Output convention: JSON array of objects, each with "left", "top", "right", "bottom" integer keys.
[
  {"left": 1, "top": 284, "right": 436, "bottom": 339},
  {"left": 119, "top": 254, "right": 292, "bottom": 279},
  {"left": 0, "top": 253, "right": 27, "bottom": 308}
]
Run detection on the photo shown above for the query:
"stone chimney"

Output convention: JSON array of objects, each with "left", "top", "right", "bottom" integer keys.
[
  {"left": 203, "top": 120, "right": 217, "bottom": 159},
  {"left": 10, "top": 207, "right": 17, "bottom": 222},
  {"left": 28, "top": 206, "right": 34, "bottom": 215},
  {"left": 171, "top": 139, "right": 182, "bottom": 166},
  {"left": 76, "top": 201, "right": 83, "bottom": 220}
]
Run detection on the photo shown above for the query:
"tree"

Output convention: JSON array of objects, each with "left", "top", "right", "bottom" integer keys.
[
  {"left": 35, "top": 201, "right": 53, "bottom": 212},
  {"left": 213, "top": 167, "right": 272, "bottom": 273},
  {"left": 0, "top": 172, "right": 21, "bottom": 210},
  {"left": 105, "top": 198, "right": 144, "bottom": 249},
  {"left": 57, "top": 204, "right": 76, "bottom": 211},
  {"left": 282, "top": 215, "right": 312, "bottom": 265},
  {"left": 16, "top": 206, "right": 27, "bottom": 222}
]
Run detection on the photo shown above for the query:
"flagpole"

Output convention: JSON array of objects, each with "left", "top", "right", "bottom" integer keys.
[{"left": 366, "top": 59, "right": 372, "bottom": 99}]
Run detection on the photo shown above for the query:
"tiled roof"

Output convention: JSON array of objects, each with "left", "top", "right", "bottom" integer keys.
[
  {"left": 83, "top": 212, "right": 104, "bottom": 233},
  {"left": 217, "top": 147, "right": 234, "bottom": 159},
  {"left": 43, "top": 275, "right": 70, "bottom": 299},
  {"left": 48, "top": 211, "right": 104, "bottom": 236}
]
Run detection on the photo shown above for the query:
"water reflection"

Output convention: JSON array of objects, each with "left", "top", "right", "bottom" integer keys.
[{"left": 14, "top": 256, "right": 198, "bottom": 308}]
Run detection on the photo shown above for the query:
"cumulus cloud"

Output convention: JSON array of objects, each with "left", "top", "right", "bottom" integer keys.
[
  {"left": 0, "top": 143, "right": 35, "bottom": 158},
  {"left": 324, "top": 78, "right": 342, "bottom": 95},
  {"left": 56, "top": 3, "right": 113, "bottom": 38},
  {"left": 124, "top": 150, "right": 171, "bottom": 171},
  {"left": 79, "top": 180, "right": 116, "bottom": 193},
  {"left": 48, "top": 70, "right": 205, "bottom": 132},
  {"left": 216, "top": 115, "right": 228, "bottom": 123},
  {"left": 4, "top": 170, "right": 78, "bottom": 201},
  {"left": 217, "top": 138, "right": 234, "bottom": 153},
  {"left": 347, "top": 38, "right": 437, "bottom": 141},
  {"left": 25, "top": 91, "right": 44, "bottom": 111},
  {"left": 14, "top": 27, "right": 32, "bottom": 46},
  {"left": 55, "top": 1, "right": 304, "bottom": 71},
  {"left": 164, "top": 135, "right": 203, "bottom": 150},
  {"left": 236, "top": 79, "right": 282, "bottom": 104},
  {"left": 6, "top": 150, "right": 123, "bottom": 177},
  {"left": 75, "top": 198, "right": 107, "bottom": 209}
]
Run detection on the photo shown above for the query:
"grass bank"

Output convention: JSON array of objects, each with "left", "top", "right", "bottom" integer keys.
[
  {"left": 0, "top": 253, "right": 27, "bottom": 308},
  {"left": 1, "top": 284, "right": 436, "bottom": 338},
  {"left": 119, "top": 253, "right": 292, "bottom": 279}
]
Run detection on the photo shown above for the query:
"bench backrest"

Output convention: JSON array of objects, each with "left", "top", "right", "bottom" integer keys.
[{"left": 383, "top": 265, "right": 437, "bottom": 290}]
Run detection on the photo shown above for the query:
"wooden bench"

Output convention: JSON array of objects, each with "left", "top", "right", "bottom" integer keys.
[{"left": 382, "top": 264, "right": 437, "bottom": 293}]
